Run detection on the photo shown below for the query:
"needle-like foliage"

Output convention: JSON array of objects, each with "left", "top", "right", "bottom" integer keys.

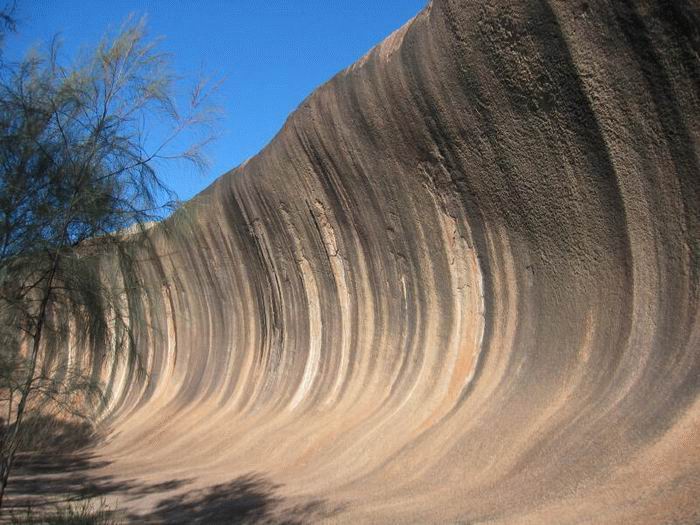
[{"left": 0, "top": 11, "right": 219, "bottom": 510}]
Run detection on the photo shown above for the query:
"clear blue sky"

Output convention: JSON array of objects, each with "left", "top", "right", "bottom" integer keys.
[{"left": 6, "top": 1, "right": 427, "bottom": 204}]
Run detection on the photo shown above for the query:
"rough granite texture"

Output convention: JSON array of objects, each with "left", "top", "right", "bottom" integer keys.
[{"left": 36, "top": 1, "right": 700, "bottom": 523}]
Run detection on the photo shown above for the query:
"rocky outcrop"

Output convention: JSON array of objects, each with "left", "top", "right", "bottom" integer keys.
[{"left": 85, "top": 1, "right": 699, "bottom": 522}]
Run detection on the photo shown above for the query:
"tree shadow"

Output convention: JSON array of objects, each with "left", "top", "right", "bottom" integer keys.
[
  {"left": 3, "top": 418, "right": 344, "bottom": 523},
  {"left": 132, "top": 473, "right": 344, "bottom": 524},
  {"left": 6, "top": 450, "right": 125, "bottom": 511},
  {"left": 1, "top": 417, "right": 120, "bottom": 511},
  {"left": 3, "top": 418, "right": 186, "bottom": 518}
]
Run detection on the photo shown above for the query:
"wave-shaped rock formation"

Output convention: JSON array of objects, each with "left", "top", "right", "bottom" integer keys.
[{"left": 67, "top": 1, "right": 699, "bottom": 523}]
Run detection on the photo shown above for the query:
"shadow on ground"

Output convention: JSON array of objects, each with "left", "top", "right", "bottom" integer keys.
[
  {"left": 3, "top": 417, "right": 124, "bottom": 511},
  {"left": 4, "top": 420, "right": 342, "bottom": 523},
  {"left": 131, "top": 473, "right": 343, "bottom": 524}
]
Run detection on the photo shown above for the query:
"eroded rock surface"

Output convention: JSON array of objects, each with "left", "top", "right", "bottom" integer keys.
[{"left": 60, "top": 1, "right": 700, "bottom": 523}]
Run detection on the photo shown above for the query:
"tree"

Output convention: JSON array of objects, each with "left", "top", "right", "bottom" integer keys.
[{"left": 0, "top": 14, "right": 218, "bottom": 510}]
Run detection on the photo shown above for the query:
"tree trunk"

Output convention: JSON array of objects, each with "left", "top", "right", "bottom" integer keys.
[{"left": 0, "top": 259, "right": 58, "bottom": 511}]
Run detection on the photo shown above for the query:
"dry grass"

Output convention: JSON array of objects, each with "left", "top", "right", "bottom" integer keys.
[{"left": 8, "top": 498, "right": 119, "bottom": 525}]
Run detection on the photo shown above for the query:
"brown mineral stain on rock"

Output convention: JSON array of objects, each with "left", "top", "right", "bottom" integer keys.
[{"left": 26, "top": 1, "right": 700, "bottom": 523}]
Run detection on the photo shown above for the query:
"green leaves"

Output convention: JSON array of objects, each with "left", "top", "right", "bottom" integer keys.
[{"left": 0, "top": 14, "right": 220, "bottom": 501}]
